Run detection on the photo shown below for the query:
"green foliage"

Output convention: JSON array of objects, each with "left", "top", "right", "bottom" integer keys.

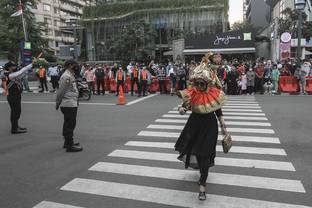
[
  {"left": 83, "top": 0, "right": 228, "bottom": 18},
  {"left": 33, "top": 58, "right": 49, "bottom": 68},
  {"left": 278, "top": 7, "right": 312, "bottom": 41},
  {"left": 108, "top": 20, "right": 156, "bottom": 64},
  {"left": 230, "top": 21, "right": 261, "bottom": 33},
  {"left": 0, "top": 0, "right": 47, "bottom": 62}
]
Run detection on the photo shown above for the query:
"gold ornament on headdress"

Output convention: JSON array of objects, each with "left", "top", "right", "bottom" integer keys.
[{"left": 189, "top": 52, "right": 222, "bottom": 89}]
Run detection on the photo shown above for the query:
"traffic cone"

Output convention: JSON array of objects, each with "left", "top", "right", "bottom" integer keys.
[{"left": 118, "top": 85, "right": 126, "bottom": 105}]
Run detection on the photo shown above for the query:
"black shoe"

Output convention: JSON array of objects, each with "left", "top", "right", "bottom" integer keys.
[
  {"left": 66, "top": 145, "right": 83, "bottom": 152},
  {"left": 18, "top": 126, "right": 27, "bottom": 131},
  {"left": 198, "top": 191, "right": 206, "bottom": 201},
  {"left": 63, "top": 142, "right": 80, "bottom": 148},
  {"left": 11, "top": 129, "right": 27, "bottom": 134}
]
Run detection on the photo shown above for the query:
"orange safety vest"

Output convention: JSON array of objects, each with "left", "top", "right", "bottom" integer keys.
[
  {"left": 133, "top": 68, "right": 138, "bottom": 78},
  {"left": 141, "top": 70, "right": 148, "bottom": 80},
  {"left": 39, "top": 68, "right": 45, "bottom": 78},
  {"left": 117, "top": 70, "right": 123, "bottom": 81}
]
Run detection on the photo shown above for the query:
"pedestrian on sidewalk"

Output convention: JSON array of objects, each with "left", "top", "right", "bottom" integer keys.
[
  {"left": 48, "top": 65, "right": 60, "bottom": 92},
  {"left": 38, "top": 65, "right": 49, "bottom": 92},
  {"left": 271, "top": 64, "right": 280, "bottom": 93},
  {"left": 175, "top": 53, "right": 227, "bottom": 201},
  {"left": 138, "top": 66, "right": 150, "bottom": 97},
  {"left": 95, "top": 65, "right": 105, "bottom": 95},
  {"left": 246, "top": 67, "right": 255, "bottom": 95},
  {"left": 115, "top": 66, "right": 126, "bottom": 96},
  {"left": 84, "top": 65, "right": 95, "bottom": 95},
  {"left": 56, "top": 59, "right": 83, "bottom": 152},
  {"left": 2, "top": 61, "right": 33, "bottom": 134}
]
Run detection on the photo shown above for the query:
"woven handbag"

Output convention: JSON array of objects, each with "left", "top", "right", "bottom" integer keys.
[{"left": 222, "top": 133, "right": 232, "bottom": 153}]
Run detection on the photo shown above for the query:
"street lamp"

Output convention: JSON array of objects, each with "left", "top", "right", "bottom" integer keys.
[{"left": 294, "top": 0, "right": 306, "bottom": 61}]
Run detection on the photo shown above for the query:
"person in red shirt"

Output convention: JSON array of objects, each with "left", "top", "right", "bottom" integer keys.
[{"left": 255, "top": 63, "right": 264, "bottom": 94}]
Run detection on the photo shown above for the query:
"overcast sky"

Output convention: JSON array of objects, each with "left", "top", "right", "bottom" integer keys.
[{"left": 229, "top": 0, "right": 244, "bottom": 25}]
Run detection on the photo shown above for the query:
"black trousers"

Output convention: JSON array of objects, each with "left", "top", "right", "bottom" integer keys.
[
  {"left": 139, "top": 80, "right": 148, "bottom": 96},
  {"left": 158, "top": 80, "right": 166, "bottom": 94},
  {"left": 178, "top": 79, "right": 187, "bottom": 90},
  {"left": 247, "top": 86, "right": 254, "bottom": 94},
  {"left": 39, "top": 78, "right": 48, "bottom": 91},
  {"left": 51, "top": 76, "right": 59, "bottom": 90},
  {"left": 96, "top": 78, "right": 105, "bottom": 94},
  {"left": 131, "top": 78, "right": 140, "bottom": 95},
  {"left": 60, "top": 107, "right": 77, "bottom": 145},
  {"left": 255, "top": 77, "right": 264, "bottom": 93},
  {"left": 116, "top": 81, "right": 124, "bottom": 95},
  {"left": 7, "top": 95, "right": 21, "bottom": 131},
  {"left": 197, "top": 155, "right": 210, "bottom": 186}
]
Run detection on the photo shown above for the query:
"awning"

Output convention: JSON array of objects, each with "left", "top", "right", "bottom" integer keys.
[{"left": 183, "top": 47, "right": 256, "bottom": 55}]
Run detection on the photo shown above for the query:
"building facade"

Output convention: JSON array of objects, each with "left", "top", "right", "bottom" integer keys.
[
  {"left": 31, "top": 0, "right": 95, "bottom": 57},
  {"left": 82, "top": 0, "right": 229, "bottom": 62},
  {"left": 265, "top": 0, "right": 312, "bottom": 61},
  {"left": 244, "top": 0, "right": 271, "bottom": 28}
]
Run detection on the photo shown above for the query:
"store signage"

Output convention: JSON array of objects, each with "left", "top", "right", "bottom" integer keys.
[{"left": 185, "top": 30, "right": 254, "bottom": 49}]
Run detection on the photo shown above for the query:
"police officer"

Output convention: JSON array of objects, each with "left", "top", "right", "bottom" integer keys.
[
  {"left": 2, "top": 61, "right": 32, "bottom": 134},
  {"left": 56, "top": 59, "right": 83, "bottom": 152}
]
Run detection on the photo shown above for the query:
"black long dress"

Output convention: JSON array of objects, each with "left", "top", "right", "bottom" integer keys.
[{"left": 175, "top": 109, "right": 223, "bottom": 169}]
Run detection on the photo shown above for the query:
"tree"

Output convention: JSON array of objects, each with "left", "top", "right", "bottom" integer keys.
[
  {"left": 108, "top": 20, "right": 156, "bottom": 64},
  {"left": 0, "top": 0, "right": 47, "bottom": 62},
  {"left": 230, "top": 21, "right": 261, "bottom": 33},
  {"left": 278, "top": 7, "right": 312, "bottom": 41}
]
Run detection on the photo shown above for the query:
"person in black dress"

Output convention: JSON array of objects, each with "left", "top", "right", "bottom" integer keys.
[{"left": 175, "top": 53, "right": 228, "bottom": 201}]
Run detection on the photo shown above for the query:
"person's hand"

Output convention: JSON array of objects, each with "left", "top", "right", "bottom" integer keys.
[
  {"left": 221, "top": 125, "right": 228, "bottom": 135},
  {"left": 56, "top": 103, "right": 60, "bottom": 111},
  {"left": 178, "top": 106, "right": 187, "bottom": 115}
]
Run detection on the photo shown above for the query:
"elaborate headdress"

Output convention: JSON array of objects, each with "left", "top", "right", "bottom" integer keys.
[{"left": 189, "top": 52, "right": 222, "bottom": 89}]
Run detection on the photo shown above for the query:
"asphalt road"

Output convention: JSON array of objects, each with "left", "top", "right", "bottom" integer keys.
[{"left": 0, "top": 93, "right": 311, "bottom": 208}]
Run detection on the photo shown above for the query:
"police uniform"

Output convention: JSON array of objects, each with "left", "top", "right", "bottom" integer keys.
[
  {"left": 3, "top": 62, "right": 32, "bottom": 134},
  {"left": 56, "top": 67, "right": 82, "bottom": 152}
]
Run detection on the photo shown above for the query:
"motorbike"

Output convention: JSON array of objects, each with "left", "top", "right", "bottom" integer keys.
[{"left": 77, "top": 78, "right": 91, "bottom": 101}]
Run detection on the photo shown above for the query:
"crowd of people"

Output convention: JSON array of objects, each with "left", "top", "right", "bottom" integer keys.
[{"left": 1, "top": 56, "right": 311, "bottom": 96}]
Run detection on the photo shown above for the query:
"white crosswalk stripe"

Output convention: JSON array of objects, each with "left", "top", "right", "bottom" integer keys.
[
  {"left": 125, "top": 141, "right": 286, "bottom": 156},
  {"left": 168, "top": 111, "right": 266, "bottom": 116},
  {"left": 137, "top": 131, "right": 281, "bottom": 143},
  {"left": 155, "top": 119, "right": 272, "bottom": 126},
  {"left": 147, "top": 124, "right": 275, "bottom": 134},
  {"left": 61, "top": 178, "right": 310, "bottom": 208},
  {"left": 89, "top": 162, "right": 304, "bottom": 192},
  {"left": 163, "top": 114, "right": 269, "bottom": 121},
  {"left": 33, "top": 97, "right": 311, "bottom": 208},
  {"left": 108, "top": 150, "right": 295, "bottom": 171},
  {"left": 33, "top": 201, "right": 84, "bottom": 208}
]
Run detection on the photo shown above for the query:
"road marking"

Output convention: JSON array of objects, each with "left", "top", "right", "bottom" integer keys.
[
  {"left": 162, "top": 114, "right": 268, "bottom": 121},
  {"left": 33, "top": 201, "right": 84, "bottom": 208},
  {"left": 89, "top": 162, "right": 304, "bottom": 192},
  {"left": 173, "top": 105, "right": 261, "bottom": 110},
  {"left": 125, "top": 141, "right": 286, "bottom": 156},
  {"left": 155, "top": 119, "right": 271, "bottom": 127},
  {"left": 223, "top": 112, "right": 266, "bottom": 116},
  {"left": 109, "top": 150, "right": 295, "bottom": 171},
  {"left": 168, "top": 110, "right": 265, "bottom": 114},
  {"left": 61, "top": 178, "right": 309, "bottom": 208},
  {"left": 126, "top": 94, "right": 158, "bottom": 105},
  {"left": 147, "top": 124, "right": 275, "bottom": 134},
  {"left": 137, "top": 131, "right": 280, "bottom": 143}
]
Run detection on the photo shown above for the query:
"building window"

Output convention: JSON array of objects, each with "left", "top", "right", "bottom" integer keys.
[
  {"left": 55, "top": 41, "right": 59, "bottom": 47},
  {"left": 43, "top": 4, "right": 51, "bottom": 11},
  {"left": 44, "top": 17, "right": 52, "bottom": 25},
  {"left": 279, "top": 0, "right": 285, "bottom": 19},
  {"left": 54, "top": 8, "right": 59, "bottom": 14}
]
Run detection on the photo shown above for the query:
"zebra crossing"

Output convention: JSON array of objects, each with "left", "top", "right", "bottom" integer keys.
[{"left": 33, "top": 96, "right": 311, "bottom": 208}]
